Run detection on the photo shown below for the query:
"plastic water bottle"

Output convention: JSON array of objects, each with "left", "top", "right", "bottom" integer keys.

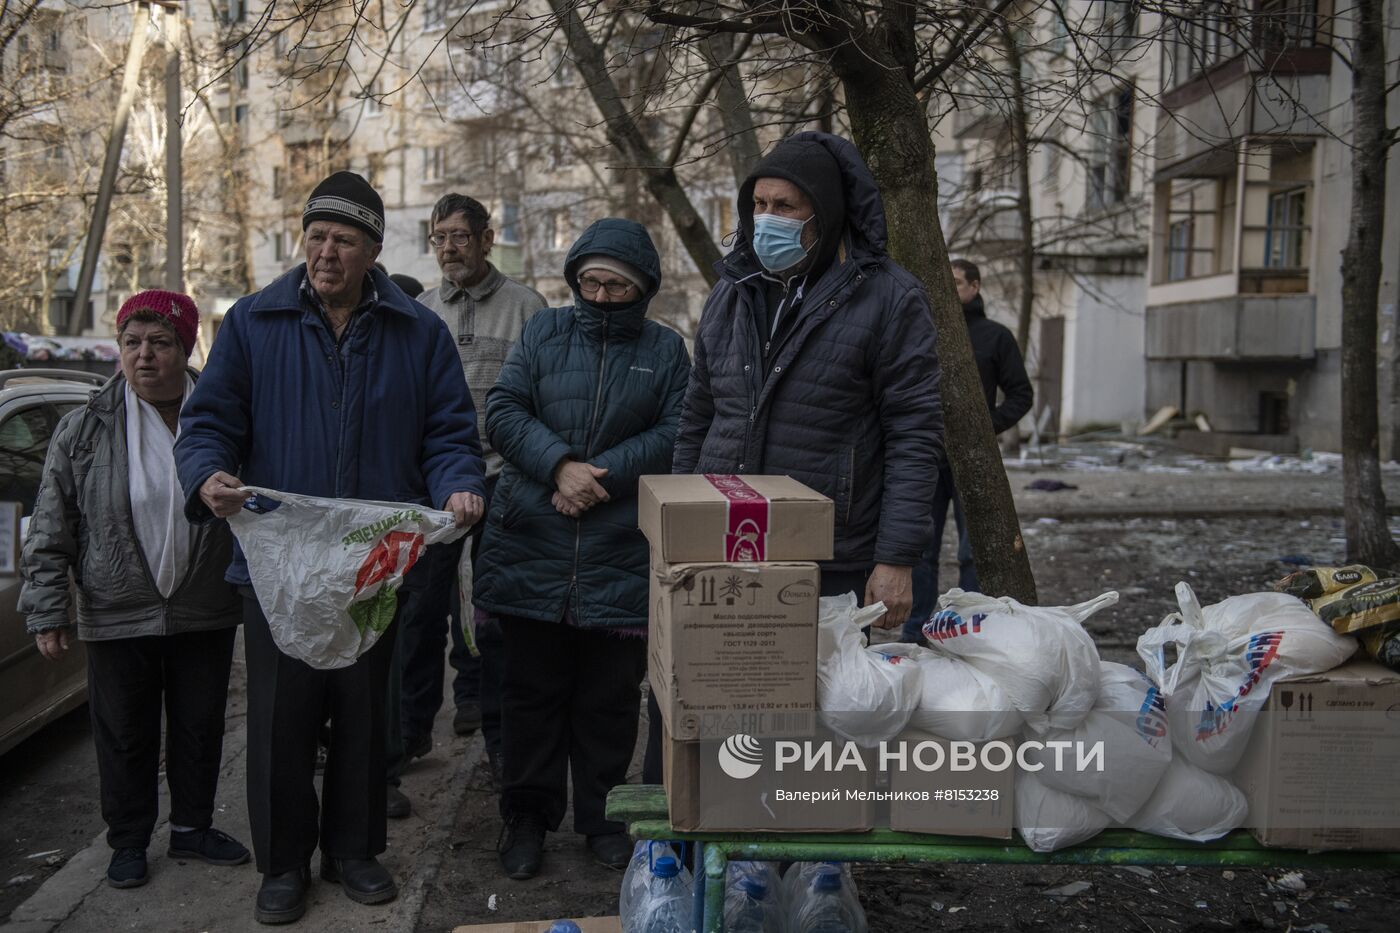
[
  {"left": 723, "top": 871, "right": 782, "bottom": 933},
  {"left": 794, "top": 865, "right": 860, "bottom": 933},
  {"left": 545, "top": 923, "right": 582, "bottom": 933},
  {"left": 620, "top": 840, "right": 676, "bottom": 920},
  {"left": 624, "top": 854, "right": 692, "bottom": 933}
]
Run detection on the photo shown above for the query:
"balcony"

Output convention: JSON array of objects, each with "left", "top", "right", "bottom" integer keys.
[
  {"left": 1145, "top": 294, "right": 1315, "bottom": 361},
  {"left": 951, "top": 100, "right": 1004, "bottom": 140}
]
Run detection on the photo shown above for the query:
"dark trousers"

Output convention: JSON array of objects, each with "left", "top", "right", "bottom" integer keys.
[
  {"left": 902, "top": 463, "right": 979, "bottom": 641},
  {"left": 641, "top": 565, "right": 870, "bottom": 785},
  {"left": 499, "top": 616, "right": 647, "bottom": 835},
  {"left": 86, "top": 627, "right": 237, "bottom": 850},
  {"left": 395, "top": 476, "right": 502, "bottom": 754},
  {"left": 243, "top": 595, "right": 398, "bottom": 874}
]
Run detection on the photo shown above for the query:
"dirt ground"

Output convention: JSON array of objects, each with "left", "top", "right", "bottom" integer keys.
[{"left": 417, "top": 511, "right": 1400, "bottom": 932}]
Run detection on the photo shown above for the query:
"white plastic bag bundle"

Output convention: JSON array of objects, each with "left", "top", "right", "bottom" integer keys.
[
  {"left": 228, "top": 486, "right": 467, "bottom": 669},
  {"left": 456, "top": 540, "right": 479, "bottom": 658},
  {"left": 1027, "top": 662, "right": 1172, "bottom": 821},
  {"left": 1014, "top": 769, "right": 1111, "bottom": 853},
  {"left": 1137, "top": 582, "right": 1356, "bottom": 773},
  {"left": 1126, "top": 756, "right": 1247, "bottom": 842},
  {"left": 816, "top": 593, "right": 921, "bottom": 746},
  {"left": 905, "top": 649, "right": 1024, "bottom": 741},
  {"left": 923, "top": 590, "right": 1113, "bottom": 735}
]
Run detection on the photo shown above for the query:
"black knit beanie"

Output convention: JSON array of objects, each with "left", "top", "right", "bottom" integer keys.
[
  {"left": 303, "top": 171, "right": 385, "bottom": 243},
  {"left": 739, "top": 137, "right": 847, "bottom": 275}
]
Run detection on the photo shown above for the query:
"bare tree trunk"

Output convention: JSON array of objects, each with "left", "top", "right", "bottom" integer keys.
[
  {"left": 550, "top": 0, "right": 722, "bottom": 285},
  {"left": 698, "top": 31, "right": 761, "bottom": 191},
  {"left": 1340, "top": 0, "right": 1400, "bottom": 568},
  {"left": 1003, "top": 25, "right": 1035, "bottom": 355},
  {"left": 829, "top": 16, "right": 1037, "bottom": 604}
]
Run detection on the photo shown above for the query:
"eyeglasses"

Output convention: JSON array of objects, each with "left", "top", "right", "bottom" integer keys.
[
  {"left": 428, "top": 231, "right": 475, "bottom": 248},
  {"left": 578, "top": 274, "right": 635, "bottom": 297}
]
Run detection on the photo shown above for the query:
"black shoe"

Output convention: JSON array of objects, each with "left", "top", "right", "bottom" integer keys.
[
  {"left": 498, "top": 813, "right": 547, "bottom": 880},
  {"left": 168, "top": 826, "right": 251, "bottom": 866},
  {"left": 320, "top": 855, "right": 397, "bottom": 905},
  {"left": 386, "top": 785, "right": 411, "bottom": 820},
  {"left": 453, "top": 705, "right": 483, "bottom": 736},
  {"left": 404, "top": 734, "right": 432, "bottom": 760},
  {"left": 254, "top": 866, "right": 310, "bottom": 925},
  {"left": 586, "top": 832, "right": 632, "bottom": 870},
  {"left": 106, "top": 847, "right": 148, "bottom": 888}
]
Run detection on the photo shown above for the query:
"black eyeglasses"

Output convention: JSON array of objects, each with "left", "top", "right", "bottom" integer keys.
[
  {"left": 578, "top": 274, "right": 634, "bottom": 297},
  {"left": 428, "top": 231, "right": 475, "bottom": 248}
]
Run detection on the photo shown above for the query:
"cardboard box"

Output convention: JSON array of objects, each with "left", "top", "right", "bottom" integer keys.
[
  {"left": 1234, "top": 659, "right": 1400, "bottom": 850},
  {"left": 887, "top": 729, "right": 1016, "bottom": 839},
  {"left": 451, "top": 919, "right": 620, "bottom": 933},
  {"left": 648, "top": 560, "right": 819, "bottom": 741},
  {"left": 663, "top": 724, "right": 876, "bottom": 832},
  {"left": 639, "top": 474, "right": 833, "bottom": 563}
]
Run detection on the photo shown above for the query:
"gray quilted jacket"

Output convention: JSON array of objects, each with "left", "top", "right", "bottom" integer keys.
[
  {"left": 19, "top": 372, "right": 240, "bottom": 640},
  {"left": 674, "top": 132, "right": 944, "bottom": 569}
]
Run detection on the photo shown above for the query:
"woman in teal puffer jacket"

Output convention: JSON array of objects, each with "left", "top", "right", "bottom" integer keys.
[{"left": 474, "top": 218, "right": 690, "bottom": 881}]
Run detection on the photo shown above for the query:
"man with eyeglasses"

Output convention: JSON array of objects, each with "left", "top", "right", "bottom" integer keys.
[{"left": 405, "top": 194, "right": 545, "bottom": 793}]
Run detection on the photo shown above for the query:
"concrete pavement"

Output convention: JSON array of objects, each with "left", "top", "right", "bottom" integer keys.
[{"left": 3, "top": 642, "right": 483, "bottom": 933}]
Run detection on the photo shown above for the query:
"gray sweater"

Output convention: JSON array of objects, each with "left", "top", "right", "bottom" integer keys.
[{"left": 419, "top": 263, "right": 546, "bottom": 478}]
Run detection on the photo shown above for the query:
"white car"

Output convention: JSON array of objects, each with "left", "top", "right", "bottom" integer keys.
[{"left": 0, "top": 368, "right": 107, "bottom": 755}]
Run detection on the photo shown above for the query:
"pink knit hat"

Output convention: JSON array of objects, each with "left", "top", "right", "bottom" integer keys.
[{"left": 116, "top": 289, "right": 199, "bottom": 357}]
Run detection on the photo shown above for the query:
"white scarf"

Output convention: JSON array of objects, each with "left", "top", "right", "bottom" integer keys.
[{"left": 125, "top": 376, "right": 196, "bottom": 599}]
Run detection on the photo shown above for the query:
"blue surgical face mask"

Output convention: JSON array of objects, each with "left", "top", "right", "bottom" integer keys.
[{"left": 752, "top": 213, "right": 813, "bottom": 274}]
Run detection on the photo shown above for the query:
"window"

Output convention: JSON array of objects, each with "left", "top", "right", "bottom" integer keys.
[
  {"left": 1087, "top": 88, "right": 1132, "bottom": 211},
  {"left": 420, "top": 220, "right": 432, "bottom": 255},
  {"left": 45, "top": 29, "right": 59, "bottom": 51},
  {"left": 1162, "top": 1, "right": 1241, "bottom": 90},
  {"left": 272, "top": 165, "right": 284, "bottom": 198},
  {"left": 498, "top": 199, "right": 520, "bottom": 245},
  {"left": 423, "top": 145, "right": 444, "bottom": 181},
  {"left": 365, "top": 82, "right": 382, "bottom": 116},
  {"left": 1257, "top": 0, "right": 1318, "bottom": 52},
  {"left": 706, "top": 196, "right": 733, "bottom": 240},
  {"left": 1100, "top": 1, "right": 1138, "bottom": 55},
  {"left": 0, "top": 406, "right": 55, "bottom": 517},
  {"left": 1167, "top": 219, "right": 1193, "bottom": 281},
  {"left": 233, "top": 104, "right": 248, "bottom": 124},
  {"left": 274, "top": 28, "right": 289, "bottom": 58},
  {"left": 541, "top": 209, "right": 571, "bottom": 251},
  {"left": 17, "top": 34, "right": 28, "bottom": 53},
  {"left": 222, "top": 0, "right": 247, "bottom": 25},
  {"left": 273, "top": 229, "right": 294, "bottom": 262},
  {"left": 1265, "top": 188, "right": 1307, "bottom": 269},
  {"left": 235, "top": 56, "right": 249, "bottom": 89},
  {"left": 365, "top": 153, "right": 385, "bottom": 188}
]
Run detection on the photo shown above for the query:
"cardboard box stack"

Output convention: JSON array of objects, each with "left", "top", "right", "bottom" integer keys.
[
  {"left": 1234, "top": 659, "right": 1400, "bottom": 850},
  {"left": 639, "top": 474, "right": 861, "bottom": 831}
]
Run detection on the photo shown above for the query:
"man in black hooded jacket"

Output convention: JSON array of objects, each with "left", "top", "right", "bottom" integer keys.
[
  {"left": 673, "top": 132, "right": 944, "bottom": 617},
  {"left": 900, "top": 258, "right": 1032, "bottom": 642}
]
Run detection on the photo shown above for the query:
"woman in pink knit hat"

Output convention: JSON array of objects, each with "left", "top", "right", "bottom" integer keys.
[{"left": 19, "top": 290, "right": 249, "bottom": 890}]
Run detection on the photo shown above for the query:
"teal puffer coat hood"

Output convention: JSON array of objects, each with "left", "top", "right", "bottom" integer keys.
[{"left": 473, "top": 218, "right": 691, "bottom": 629}]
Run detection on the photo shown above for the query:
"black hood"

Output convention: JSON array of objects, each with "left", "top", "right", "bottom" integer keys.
[{"left": 735, "top": 132, "right": 890, "bottom": 283}]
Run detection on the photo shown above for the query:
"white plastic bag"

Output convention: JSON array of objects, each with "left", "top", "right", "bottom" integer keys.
[
  {"left": 1137, "top": 582, "right": 1356, "bottom": 773},
  {"left": 905, "top": 649, "right": 1024, "bottom": 741},
  {"left": 1028, "top": 662, "right": 1172, "bottom": 821},
  {"left": 457, "top": 539, "right": 479, "bottom": 658},
  {"left": 228, "top": 486, "right": 467, "bottom": 669},
  {"left": 1126, "top": 756, "right": 1247, "bottom": 842},
  {"left": 1014, "top": 769, "right": 1111, "bottom": 853},
  {"left": 816, "top": 593, "right": 921, "bottom": 746},
  {"left": 923, "top": 589, "right": 1113, "bottom": 735}
]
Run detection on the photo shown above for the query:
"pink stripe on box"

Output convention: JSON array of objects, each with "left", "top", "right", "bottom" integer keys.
[{"left": 703, "top": 474, "right": 769, "bottom": 561}]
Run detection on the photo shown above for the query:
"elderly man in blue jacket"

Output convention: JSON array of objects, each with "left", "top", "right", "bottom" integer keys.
[{"left": 175, "top": 171, "right": 485, "bottom": 926}]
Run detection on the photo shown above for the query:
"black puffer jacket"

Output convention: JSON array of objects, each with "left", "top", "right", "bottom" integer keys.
[
  {"left": 964, "top": 294, "right": 1034, "bottom": 434},
  {"left": 673, "top": 132, "right": 944, "bottom": 569}
]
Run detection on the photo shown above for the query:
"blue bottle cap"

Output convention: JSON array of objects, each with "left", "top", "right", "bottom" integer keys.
[
  {"left": 653, "top": 855, "right": 680, "bottom": 879},
  {"left": 546, "top": 923, "right": 582, "bottom": 933}
]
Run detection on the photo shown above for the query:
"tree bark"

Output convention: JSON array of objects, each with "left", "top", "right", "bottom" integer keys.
[
  {"left": 827, "top": 8, "right": 1038, "bottom": 604},
  {"left": 550, "top": 0, "right": 722, "bottom": 285},
  {"left": 1002, "top": 24, "right": 1035, "bottom": 355},
  {"left": 698, "top": 30, "right": 762, "bottom": 191},
  {"left": 1339, "top": 0, "right": 1400, "bottom": 568}
]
